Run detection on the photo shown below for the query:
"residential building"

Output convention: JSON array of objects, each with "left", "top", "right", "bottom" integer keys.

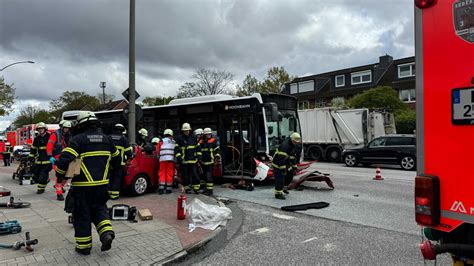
[{"left": 283, "top": 55, "right": 416, "bottom": 110}]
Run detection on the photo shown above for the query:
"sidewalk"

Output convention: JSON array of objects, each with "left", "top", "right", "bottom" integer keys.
[{"left": 0, "top": 163, "right": 219, "bottom": 265}]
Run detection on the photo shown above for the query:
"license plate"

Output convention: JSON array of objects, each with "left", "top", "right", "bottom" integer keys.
[{"left": 452, "top": 87, "right": 474, "bottom": 125}]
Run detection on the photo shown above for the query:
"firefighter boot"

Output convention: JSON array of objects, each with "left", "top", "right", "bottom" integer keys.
[
  {"left": 75, "top": 247, "right": 91, "bottom": 255},
  {"left": 203, "top": 189, "right": 213, "bottom": 196},
  {"left": 275, "top": 193, "right": 286, "bottom": 200},
  {"left": 158, "top": 189, "right": 164, "bottom": 195},
  {"left": 100, "top": 232, "right": 115, "bottom": 252},
  {"left": 57, "top": 194, "right": 64, "bottom": 201},
  {"left": 283, "top": 186, "right": 290, "bottom": 194}
]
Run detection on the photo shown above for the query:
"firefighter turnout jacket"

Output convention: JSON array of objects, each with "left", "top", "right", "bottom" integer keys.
[
  {"left": 109, "top": 133, "right": 132, "bottom": 166},
  {"left": 199, "top": 137, "right": 219, "bottom": 165},
  {"left": 56, "top": 128, "right": 120, "bottom": 186},
  {"left": 271, "top": 138, "right": 298, "bottom": 172},
  {"left": 47, "top": 129, "right": 71, "bottom": 158},
  {"left": 3, "top": 146, "right": 12, "bottom": 155},
  {"left": 175, "top": 134, "right": 201, "bottom": 164},
  {"left": 29, "top": 133, "right": 52, "bottom": 165}
]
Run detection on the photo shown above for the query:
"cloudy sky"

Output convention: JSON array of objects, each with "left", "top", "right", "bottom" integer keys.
[{"left": 0, "top": 0, "right": 414, "bottom": 130}]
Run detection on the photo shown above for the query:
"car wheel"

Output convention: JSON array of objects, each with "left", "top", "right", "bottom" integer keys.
[
  {"left": 344, "top": 153, "right": 359, "bottom": 167},
  {"left": 307, "top": 146, "right": 323, "bottom": 161},
  {"left": 130, "top": 174, "right": 149, "bottom": 196},
  {"left": 400, "top": 156, "right": 416, "bottom": 171}
]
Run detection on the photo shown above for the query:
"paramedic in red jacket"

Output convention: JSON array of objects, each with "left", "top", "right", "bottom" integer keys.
[
  {"left": 157, "top": 129, "right": 175, "bottom": 194},
  {"left": 47, "top": 120, "right": 72, "bottom": 201}
]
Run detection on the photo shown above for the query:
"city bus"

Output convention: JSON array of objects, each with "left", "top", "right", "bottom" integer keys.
[
  {"left": 94, "top": 93, "right": 301, "bottom": 181},
  {"left": 414, "top": 0, "right": 474, "bottom": 262}
]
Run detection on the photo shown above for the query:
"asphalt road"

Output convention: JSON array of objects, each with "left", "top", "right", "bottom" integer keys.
[{"left": 187, "top": 163, "right": 451, "bottom": 264}]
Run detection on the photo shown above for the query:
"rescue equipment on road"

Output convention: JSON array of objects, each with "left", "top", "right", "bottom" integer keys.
[
  {"left": 373, "top": 167, "right": 383, "bottom": 180},
  {"left": 0, "top": 232, "right": 38, "bottom": 251}
]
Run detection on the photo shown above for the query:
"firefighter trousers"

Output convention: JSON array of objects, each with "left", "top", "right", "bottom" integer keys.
[
  {"left": 285, "top": 170, "right": 294, "bottom": 187},
  {"left": 201, "top": 164, "right": 214, "bottom": 191},
  {"left": 274, "top": 169, "right": 287, "bottom": 195},
  {"left": 109, "top": 166, "right": 125, "bottom": 199},
  {"left": 72, "top": 185, "right": 114, "bottom": 251},
  {"left": 33, "top": 164, "right": 52, "bottom": 192},
  {"left": 180, "top": 164, "right": 199, "bottom": 192},
  {"left": 158, "top": 161, "right": 174, "bottom": 190},
  {"left": 3, "top": 154, "right": 11, "bottom": 166}
]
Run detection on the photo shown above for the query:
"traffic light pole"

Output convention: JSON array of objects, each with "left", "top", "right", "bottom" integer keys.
[{"left": 128, "top": 0, "right": 136, "bottom": 144}]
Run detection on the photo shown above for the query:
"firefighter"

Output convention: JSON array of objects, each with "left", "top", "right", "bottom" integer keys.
[
  {"left": 175, "top": 123, "right": 201, "bottom": 193},
  {"left": 29, "top": 122, "right": 52, "bottom": 194},
  {"left": 271, "top": 132, "right": 301, "bottom": 200},
  {"left": 55, "top": 111, "right": 120, "bottom": 255},
  {"left": 108, "top": 124, "right": 132, "bottom": 200},
  {"left": 3, "top": 142, "right": 12, "bottom": 166},
  {"left": 136, "top": 128, "right": 148, "bottom": 148},
  {"left": 151, "top": 137, "right": 160, "bottom": 147},
  {"left": 47, "top": 120, "right": 72, "bottom": 201},
  {"left": 157, "top": 129, "right": 175, "bottom": 194},
  {"left": 199, "top": 128, "right": 219, "bottom": 196},
  {"left": 194, "top": 128, "right": 203, "bottom": 142}
]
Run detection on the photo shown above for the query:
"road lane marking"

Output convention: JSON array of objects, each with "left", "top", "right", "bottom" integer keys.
[
  {"left": 302, "top": 237, "right": 318, "bottom": 243},
  {"left": 272, "top": 213, "right": 295, "bottom": 220},
  {"left": 250, "top": 227, "right": 270, "bottom": 234}
]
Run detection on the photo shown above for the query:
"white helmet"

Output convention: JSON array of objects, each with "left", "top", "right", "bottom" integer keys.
[
  {"left": 203, "top": 128, "right": 212, "bottom": 135},
  {"left": 76, "top": 111, "right": 98, "bottom": 125},
  {"left": 5, "top": 142, "right": 10, "bottom": 146},
  {"left": 290, "top": 132, "right": 301, "bottom": 143},
  {"left": 163, "top": 129, "right": 173, "bottom": 136},
  {"left": 194, "top": 128, "right": 203, "bottom": 136},
  {"left": 151, "top": 137, "right": 160, "bottom": 144},
  {"left": 114, "top": 123, "right": 125, "bottom": 130},
  {"left": 59, "top": 120, "right": 66, "bottom": 127},
  {"left": 36, "top": 122, "right": 47, "bottom": 129},
  {"left": 62, "top": 121, "right": 72, "bottom": 128},
  {"left": 181, "top": 123, "right": 191, "bottom": 131},
  {"left": 138, "top": 128, "right": 148, "bottom": 137}
]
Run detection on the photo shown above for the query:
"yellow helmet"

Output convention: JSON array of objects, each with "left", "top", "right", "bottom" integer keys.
[
  {"left": 36, "top": 122, "right": 47, "bottom": 129},
  {"left": 138, "top": 128, "right": 148, "bottom": 137},
  {"left": 290, "top": 132, "right": 301, "bottom": 143},
  {"left": 163, "top": 129, "right": 173, "bottom": 136},
  {"left": 181, "top": 123, "right": 191, "bottom": 131}
]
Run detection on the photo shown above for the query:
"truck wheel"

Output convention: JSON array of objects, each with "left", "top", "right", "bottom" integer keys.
[
  {"left": 307, "top": 146, "right": 323, "bottom": 161},
  {"left": 344, "top": 153, "right": 359, "bottom": 167},
  {"left": 400, "top": 156, "right": 416, "bottom": 171},
  {"left": 326, "top": 147, "right": 342, "bottom": 162},
  {"left": 130, "top": 174, "right": 149, "bottom": 196}
]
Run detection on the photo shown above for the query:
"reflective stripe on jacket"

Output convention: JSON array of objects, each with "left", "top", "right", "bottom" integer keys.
[
  {"left": 109, "top": 133, "right": 132, "bottom": 166},
  {"left": 199, "top": 137, "right": 219, "bottom": 165},
  {"left": 159, "top": 137, "right": 175, "bottom": 162},
  {"left": 29, "top": 133, "right": 51, "bottom": 164},
  {"left": 175, "top": 134, "right": 200, "bottom": 164}
]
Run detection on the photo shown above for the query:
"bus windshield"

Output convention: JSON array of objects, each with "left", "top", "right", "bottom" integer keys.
[{"left": 266, "top": 109, "right": 300, "bottom": 151}]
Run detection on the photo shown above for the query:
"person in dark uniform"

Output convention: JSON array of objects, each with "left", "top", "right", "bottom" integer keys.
[
  {"left": 175, "top": 123, "right": 201, "bottom": 193},
  {"left": 108, "top": 123, "right": 132, "bottom": 200},
  {"left": 55, "top": 111, "right": 120, "bottom": 255},
  {"left": 199, "top": 128, "right": 219, "bottom": 196},
  {"left": 271, "top": 132, "right": 301, "bottom": 200},
  {"left": 3, "top": 142, "right": 12, "bottom": 166},
  {"left": 29, "top": 122, "right": 52, "bottom": 194}
]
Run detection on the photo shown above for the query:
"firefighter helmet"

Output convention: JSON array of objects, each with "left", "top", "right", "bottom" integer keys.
[
  {"left": 203, "top": 128, "right": 212, "bottom": 135},
  {"left": 163, "top": 129, "right": 173, "bottom": 136},
  {"left": 151, "top": 137, "right": 160, "bottom": 144},
  {"left": 194, "top": 128, "right": 203, "bottom": 136},
  {"left": 114, "top": 123, "right": 125, "bottom": 130},
  {"left": 181, "top": 123, "right": 191, "bottom": 131},
  {"left": 290, "top": 132, "right": 301, "bottom": 143},
  {"left": 59, "top": 120, "right": 66, "bottom": 127},
  {"left": 5, "top": 142, "right": 10, "bottom": 146},
  {"left": 62, "top": 121, "right": 72, "bottom": 128},
  {"left": 138, "top": 128, "right": 148, "bottom": 137},
  {"left": 36, "top": 122, "right": 47, "bottom": 129},
  {"left": 77, "top": 111, "right": 98, "bottom": 125}
]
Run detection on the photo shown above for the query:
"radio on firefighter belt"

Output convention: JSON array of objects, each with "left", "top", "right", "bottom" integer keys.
[{"left": 177, "top": 193, "right": 186, "bottom": 220}]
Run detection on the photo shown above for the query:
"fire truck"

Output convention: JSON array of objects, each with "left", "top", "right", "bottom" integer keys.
[
  {"left": 16, "top": 124, "right": 59, "bottom": 145},
  {"left": 414, "top": 0, "right": 474, "bottom": 262}
]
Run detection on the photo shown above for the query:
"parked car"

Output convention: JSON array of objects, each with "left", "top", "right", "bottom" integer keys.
[{"left": 341, "top": 135, "right": 416, "bottom": 170}]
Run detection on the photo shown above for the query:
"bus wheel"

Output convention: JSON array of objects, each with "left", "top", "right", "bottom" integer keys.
[
  {"left": 326, "top": 147, "right": 342, "bottom": 162},
  {"left": 308, "top": 146, "right": 323, "bottom": 161},
  {"left": 130, "top": 174, "right": 149, "bottom": 196}
]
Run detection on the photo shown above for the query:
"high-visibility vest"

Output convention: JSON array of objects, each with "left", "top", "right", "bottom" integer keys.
[{"left": 159, "top": 137, "right": 175, "bottom": 162}]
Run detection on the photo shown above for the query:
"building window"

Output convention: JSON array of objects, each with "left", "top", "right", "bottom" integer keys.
[
  {"left": 298, "top": 101, "right": 309, "bottom": 110},
  {"left": 351, "top": 70, "right": 372, "bottom": 85},
  {"left": 398, "top": 63, "right": 415, "bottom": 78},
  {"left": 315, "top": 99, "right": 325, "bottom": 108},
  {"left": 298, "top": 80, "right": 314, "bottom": 93},
  {"left": 290, "top": 83, "right": 298, "bottom": 94},
  {"left": 399, "top": 89, "right": 416, "bottom": 102},
  {"left": 335, "top": 75, "right": 345, "bottom": 87}
]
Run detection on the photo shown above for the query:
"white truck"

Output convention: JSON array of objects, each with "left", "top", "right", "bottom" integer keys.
[{"left": 298, "top": 108, "right": 396, "bottom": 162}]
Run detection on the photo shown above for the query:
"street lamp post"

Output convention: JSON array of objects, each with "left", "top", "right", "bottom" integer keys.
[{"left": 0, "top": 61, "right": 35, "bottom": 72}]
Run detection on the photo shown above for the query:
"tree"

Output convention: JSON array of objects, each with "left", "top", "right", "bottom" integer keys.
[
  {"left": 346, "top": 86, "right": 407, "bottom": 112},
  {"left": 259, "top": 66, "right": 294, "bottom": 94},
  {"left": 0, "top": 77, "right": 16, "bottom": 116},
  {"left": 13, "top": 105, "right": 53, "bottom": 127},
  {"left": 177, "top": 69, "right": 235, "bottom": 98},
  {"left": 235, "top": 75, "right": 259, "bottom": 96},
  {"left": 395, "top": 109, "right": 416, "bottom": 134},
  {"left": 49, "top": 91, "right": 100, "bottom": 119},
  {"left": 141, "top": 96, "right": 175, "bottom": 106}
]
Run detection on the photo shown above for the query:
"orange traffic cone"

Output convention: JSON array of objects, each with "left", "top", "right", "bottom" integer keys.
[{"left": 373, "top": 167, "right": 384, "bottom": 180}]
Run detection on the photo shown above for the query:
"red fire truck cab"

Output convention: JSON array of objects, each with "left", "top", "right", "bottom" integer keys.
[{"left": 414, "top": 0, "right": 474, "bottom": 261}]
